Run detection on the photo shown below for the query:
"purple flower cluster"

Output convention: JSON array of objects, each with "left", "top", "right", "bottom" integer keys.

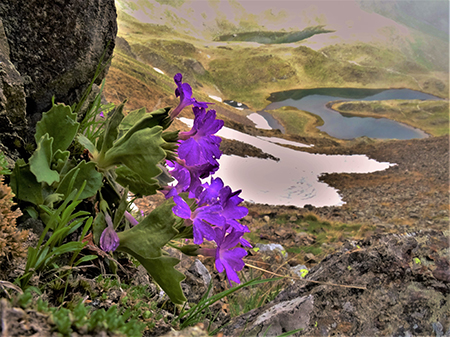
[
  {"left": 167, "top": 73, "right": 250, "bottom": 285},
  {"left": 99, "top": 73, "right": 250, "bottom": 285}
]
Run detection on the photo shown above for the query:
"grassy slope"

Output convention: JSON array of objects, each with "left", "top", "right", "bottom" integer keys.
[
  {"left": 268, "top": 106, "right": 323, "bottom": 136},
  {"left": 105, "top": 5, "right": 449, "bottom": 139}
]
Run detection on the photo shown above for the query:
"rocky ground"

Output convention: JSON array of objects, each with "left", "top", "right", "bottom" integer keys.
[
  {"left": 136, "top": 132, "right": 449, "bottom": 336},
  {"left": 306, "top": 135, "right": 449, "bottom": 232},
  {"left": 1, "top": 131, "right": 448, "bottom": 336},
  {"left": 218, "top": 134, "right": 450, "bottom": 337}
]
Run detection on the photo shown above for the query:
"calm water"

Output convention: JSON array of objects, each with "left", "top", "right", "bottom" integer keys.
[
  {"left": 262, "top": 88, "right": 441, "bottom": 139},
  {"left": 179, "top": 118, "right": 394, "bottom": 207}
]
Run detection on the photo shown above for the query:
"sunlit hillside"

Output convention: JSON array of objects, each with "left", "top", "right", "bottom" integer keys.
[{"left": 106, "top": 0, "right": 449, "bottom": 117}]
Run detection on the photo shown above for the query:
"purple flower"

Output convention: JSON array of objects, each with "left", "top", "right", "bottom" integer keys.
[
  {"left": 197, "top": 177, "right": 224, "bottom": 206},
  {"left": 124, "top": 211, "right": 139, "bottom": 227},
  {"left": 214, "top": 227, "right": 247, "bottom": 285},
  {"left": 170, "top": 73, "right": 212, "bottom": 119},
  {"left": 219, "top": 186, "right": 249, "bottom": 232},
  {"left": 172, "top": 194, "right": 224, "bottom": 244},
  {"left": 99, "top": 111, "right": 105, "bottom": 118},
  {"left": 198, "top": 178, "right": 249, "bottom": 232},
  {"left": 165, "top": 160, "right": 192, "bottom": 195},
  {"left": 100, "top": 214, "right": 120, "bottom": 252},
  {"left": 178, "top": 108, "right": 224, "bottom": 167},
  {"left": 165, "top": 159, "right": 219, "bottom": 199}
]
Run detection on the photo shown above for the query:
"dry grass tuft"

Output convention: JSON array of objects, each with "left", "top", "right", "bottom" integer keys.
[{"left": 0, "top": 175, "right": 28, "bottom": 266}]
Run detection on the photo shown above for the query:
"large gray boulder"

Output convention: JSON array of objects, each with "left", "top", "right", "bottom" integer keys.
[{"left": 0, "top": 0, "right": 117, "bottom": 148}]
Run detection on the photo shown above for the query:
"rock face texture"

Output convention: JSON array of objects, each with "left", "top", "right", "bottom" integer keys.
[
  {"left": 0, "top": 0, "right": 117, "bottom": 151},
  {"left": 224, "top": 231, "right": 449, "bottom": 336},
  {"left": 0, "top": 19, "right": 27, "bottom": 156}
]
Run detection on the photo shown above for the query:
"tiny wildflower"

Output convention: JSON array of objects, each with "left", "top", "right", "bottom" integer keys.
[{"left": 172, "top": 194, "right": 222, "bottom": 244}]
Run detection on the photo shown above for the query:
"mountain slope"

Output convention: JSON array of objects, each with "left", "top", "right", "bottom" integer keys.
[{"left": 106, "top": 0, "right": 448, "bottom": 114}]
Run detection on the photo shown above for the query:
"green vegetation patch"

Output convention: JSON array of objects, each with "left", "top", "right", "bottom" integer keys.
[
  {"left": 268, "top": 106, "right": 323, "bottom": 136},
  {"left": 209, "top": 51, "right": 297, "bottom": 108},
  {"left": 214, "top": 25, "right": 334, "bottom": 44},
  {"left": 332, "top": 99, "right": 450, "bottom": 136},
  {"left": 245, "top": 211, "right": 372, "bottom": 264}
]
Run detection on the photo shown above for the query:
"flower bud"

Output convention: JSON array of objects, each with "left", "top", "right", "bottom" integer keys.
[
  {"left": 124, "top": 211, "right": 139, "bottom": 227},
  {"left": 100, "top": 214, "right": 119, "bottom": 252}
]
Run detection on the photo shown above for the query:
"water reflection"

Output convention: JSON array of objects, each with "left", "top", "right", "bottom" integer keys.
[
  {"left": 264, "top": 88, "right": 439, "bottom": 139},
  {"left": 179, "top": 118, "right": 395, "bottom": 207}
]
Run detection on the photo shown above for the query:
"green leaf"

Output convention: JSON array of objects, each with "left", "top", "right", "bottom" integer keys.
[
  {"left": 101, "top": 127, "right": 166, "bottom": 183},
  {"left": 10, "top": 159, "right": 44, "bottom": 205},
  {"left": 51, "top": 150, "right": 70, "bottom": 174},
  {"left": 24, "top": 207, "right": 39, "bottom": 219},
  {"left": 77, "top": 134, "right": 97, "bottom": 155},
  {"left": 115, "top": 166, "right": 160, "bottom": 197},
  {"left": 115, "top": 200, "right": 186, "bottom": 302},
  {"left": 99, "top": 101, "right": 126, "bottom": 155},
  {"left": 117, "top": 199, "right": 178, "bottom": 259},
  {"left": 113, "top": 187, "right": 129, "bottom": 229},
  {"left": 0, "top": 151, "right": 11, "bottom": 175},
  {"left": 74, "top": 255, "right": 98, "bottom": 267},
  {"left": 92, "top": 212, "right": 106, "bottom": 246},
  {"left": 56, "top": 161, "right": 102, "bottom": 199},
  {"left": 43, "top": 193, "right": 64, "bottom": 206},
  {"left": 118, "top": 107, "right": 146, "bottom": 134},
  {"left": 155, "top": 163, "right": 174, "bottom": 187},
  {"left": 179, "top": 244, "right": 200, "bottom": 256},
  {"left": 29, "top": 134, "right": 60, "bottom": 185},
  {"left": 35, "top": 103, "right": 79, "bottom": 153},
  {"left": 114, "top": 109, "right": 170, "bottom": 150},
  {"left": 118, "top": 107, "right": 171, "bottom": 136},
  {"left": 134, "top": 254, "right": 186, "bottom": 304},
  {"left": 51, "top": 242, "right": 85, "bottom": 257}
]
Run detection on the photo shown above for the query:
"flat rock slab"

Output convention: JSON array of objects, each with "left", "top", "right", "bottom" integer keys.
[{"left": 224, "top": 230, "right": 449, "bottom": 336}]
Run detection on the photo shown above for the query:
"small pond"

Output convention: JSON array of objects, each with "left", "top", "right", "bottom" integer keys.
[
  {"left": 261, "top": 88, "right": 441, "bottom": 139},
  {"left": 179, "top": 118, "right": 394, "bottom": 207}
]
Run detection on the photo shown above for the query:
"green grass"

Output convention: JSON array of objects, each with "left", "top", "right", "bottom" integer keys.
[
  {"left": 111, "top": 50, "right": 174, "bottom": 94},
  {"left": 245, "top": 211, "right": 370, "bottom": 265},
  {"left": 228, "top": 271, "right": 283, "bottom": 317},
  {"left": 115, "top": 10, "right": 449, "bottom": 112},
  {"left": 14, "top": 286, "right": 148, "bottom": 336},
  {"left": 208, "top": 50, "right": 298, "bottom": 109},
  {"left": 268, "top": 106, "right": 323, "bottom": 136}
]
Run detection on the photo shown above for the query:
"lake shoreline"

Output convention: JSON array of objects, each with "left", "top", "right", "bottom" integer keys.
[
  {"left": 239, "top": 135, "right": 449, "bottom": 233},
  {"left": 325, "top": 100, "right": 431, "bottom": 137}
]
